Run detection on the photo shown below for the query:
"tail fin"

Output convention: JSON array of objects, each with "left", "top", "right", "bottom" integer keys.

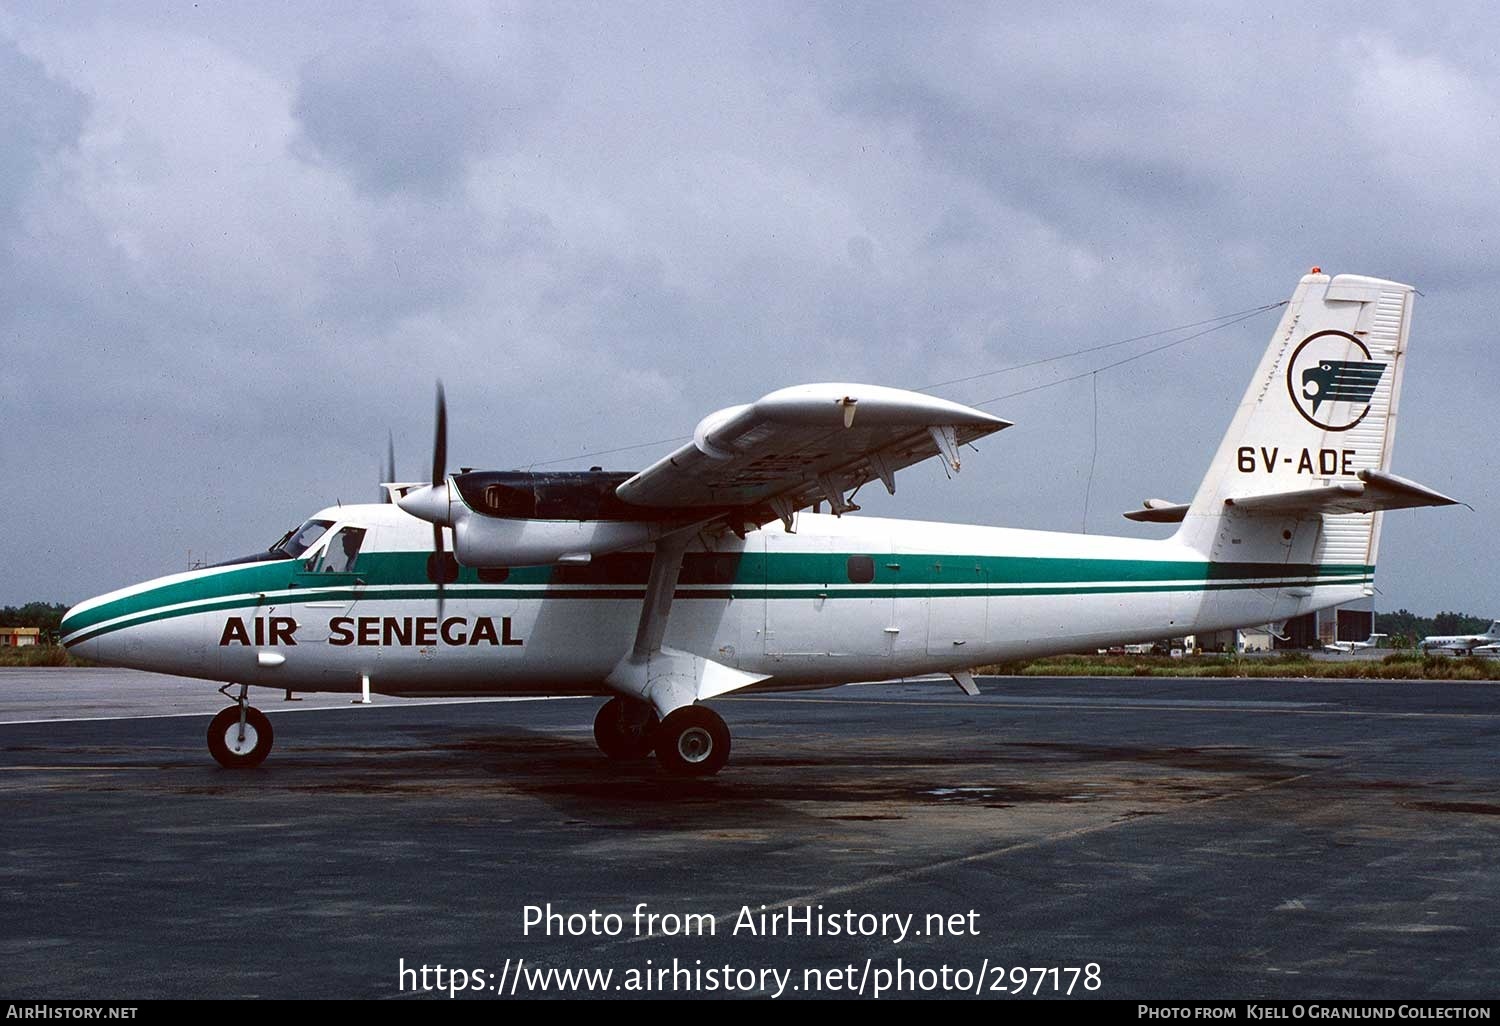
[{"left": 1175, "top": 271, "right": 1415, "bottom": 570}]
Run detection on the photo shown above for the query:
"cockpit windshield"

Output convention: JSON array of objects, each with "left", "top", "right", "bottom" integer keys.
[{"left": 273, "top": 518, "right": 334, "bottom": 558}]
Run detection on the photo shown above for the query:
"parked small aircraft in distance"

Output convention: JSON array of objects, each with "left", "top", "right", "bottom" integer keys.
[
  {"left": 1324, "top": 633, "right": 1388, "bottom": 654},
  {"left": 1420, "top": 621, "right": 1500, "bottom": 656},
  {"left": 62, "top": 271, "right": 1461, "bottom": 776}
]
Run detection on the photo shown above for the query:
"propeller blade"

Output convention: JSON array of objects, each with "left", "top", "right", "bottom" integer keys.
[
  {"left": 432, "top": 382, "right": 447, "bottom": 488},
  {"left": 433, "top": 523, "right": 446, "bottom": 618},
  {"left": 383, "top": 431, "right": 396, "bottom": 502},
  {"left": 432, "top": 383, "right": 448, "bottom": 617}
]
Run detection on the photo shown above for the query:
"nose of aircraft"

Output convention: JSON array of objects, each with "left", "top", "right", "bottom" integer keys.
[{"left": 59, "top": 598, "right": 106, "bottom": 662}]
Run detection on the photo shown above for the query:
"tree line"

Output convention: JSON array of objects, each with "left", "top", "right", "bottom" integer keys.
[
  {"left": 1374, "top": 610, "right": 1495, "bottom": 649},
  {"left": 0, "top": 603, "right": 69, "bottom": 642}
]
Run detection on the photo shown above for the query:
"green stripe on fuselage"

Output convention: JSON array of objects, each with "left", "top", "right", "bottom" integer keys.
[{"left": 61, "top": 550, "right": 1374, "bottom": 645}]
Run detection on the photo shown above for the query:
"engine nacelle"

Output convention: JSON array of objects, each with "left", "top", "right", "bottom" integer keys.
[
  {"left": 398, "top": 474, "right": 690, "bottom": 568},
  {"left": 452, "top": 513, "right": 663, "bottom": 568}
]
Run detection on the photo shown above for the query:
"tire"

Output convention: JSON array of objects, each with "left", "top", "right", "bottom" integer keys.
[
  {"left": 654, "top": 705, "right": 730, "bottom": 777},
  {"left": 593, "top": 697, "right": 659, "bottom": 760},
  {"left": 207, "top": 705, "right": 274, "bottom": 769}
]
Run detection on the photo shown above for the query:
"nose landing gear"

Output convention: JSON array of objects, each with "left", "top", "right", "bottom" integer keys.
[{"left": 207, "top": 684, "right": 274, "bottom": 769}]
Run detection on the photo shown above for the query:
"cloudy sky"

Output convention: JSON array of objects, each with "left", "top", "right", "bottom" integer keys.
[{"left": 1, "top": 1, "right": 1493, "bottom": 615}]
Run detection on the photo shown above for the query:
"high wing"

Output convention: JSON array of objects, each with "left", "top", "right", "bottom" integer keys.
[
  {"left": 615, "top": 383, "right": 1011, "bottom": 524},
  {"left": 601, "top": 383, "right": 1008, "bottom": 718},
  {"left": 395, "top": 381, "right": 1012, "bottom": 719}
]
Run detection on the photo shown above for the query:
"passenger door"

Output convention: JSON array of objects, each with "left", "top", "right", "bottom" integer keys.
[
  {"left": 290, "top": 525, "right": 369, "bottom": 642},
  {"left": 763, "top": 533, "right": 893, "bottom": 659}
]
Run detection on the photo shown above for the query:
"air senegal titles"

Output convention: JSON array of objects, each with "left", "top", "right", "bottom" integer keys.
[{"left": 218, "top": 615, "right": 524, "bottom": 647}]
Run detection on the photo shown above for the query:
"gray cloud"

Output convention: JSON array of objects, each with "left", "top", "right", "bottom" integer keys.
[
  {"left": 1, "top": 2, "right": 1494, "bottom": 618},
  {"left": 0, "top": 41, "right": 86, "bottom": 227},
  {"left": 293, "top": 42, "right": 518, "bottom": 197}
]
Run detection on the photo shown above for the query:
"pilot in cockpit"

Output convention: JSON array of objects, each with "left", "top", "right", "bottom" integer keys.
[{"left": 323, "top": 528, "right": 363, "bottom": 573}]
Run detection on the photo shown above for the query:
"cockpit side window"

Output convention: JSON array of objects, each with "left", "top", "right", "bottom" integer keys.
[{"left": 305, "top": 527, "right": 367, "bottom": 574}]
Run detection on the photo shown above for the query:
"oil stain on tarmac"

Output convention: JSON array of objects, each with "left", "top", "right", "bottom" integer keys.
[{"left": 2, "top": 673, "right": 1498, "bottom": 999}]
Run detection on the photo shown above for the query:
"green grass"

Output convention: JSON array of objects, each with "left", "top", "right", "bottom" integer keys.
[
  {"left": 0, "top": 645, "right": 93, "bottom": 668},
  {"left": 975, "top": 652, "right": 1500, "bottom": 681}
]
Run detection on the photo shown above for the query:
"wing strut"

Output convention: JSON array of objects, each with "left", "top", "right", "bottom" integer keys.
[
  {"left": 605, "top": 530, "right": 769, "bottom": 716},
  {"left": 630, "top": 531, "right": 690, "bottom": 659}
]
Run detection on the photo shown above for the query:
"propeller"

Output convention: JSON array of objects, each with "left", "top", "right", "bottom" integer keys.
[
  {"left": 380, "top": 431, "right": 396, "bottom": 503},
  {"left": 432, "top": 382, "right": 447, "bottom": 495},
  {"left": 394, "top": 382, "right": 457, "bottom": 614},
  {"left": 431, "top": 383, "right": 449, "bottom": 615}
]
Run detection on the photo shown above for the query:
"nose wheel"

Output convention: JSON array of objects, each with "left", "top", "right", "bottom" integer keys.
[
  {"left": 654, "top": 705, "right": 731, "bottom": 777},
  {"left": 207, "top": 685, "right": 274, "bottom": 769}
]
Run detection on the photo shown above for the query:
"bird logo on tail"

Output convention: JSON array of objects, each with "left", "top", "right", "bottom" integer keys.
[
  {"left": 1300, "top": 360, "right": 1386, "bottom": 415},
  {"left": 1286, "top": 330, "right": 1388, "bottom": 432}
]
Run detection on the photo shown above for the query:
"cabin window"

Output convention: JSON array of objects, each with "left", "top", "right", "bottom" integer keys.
[
  {"left": 682, "top": 553, "right": 740, "bottom": 585},
  {"left": 478, "top": 567, "right": 510, "bottom": 583},
  {"left": 427, "top": 551, "right": 459, "bottom": 584},
  {"left": 311, "top": 527, "right": 366, "bottom": 573},
  {"left": 846, "top": 555, "right": 876, "bottom": 584}
]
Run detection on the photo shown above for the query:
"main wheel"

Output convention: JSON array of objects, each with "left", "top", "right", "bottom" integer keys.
[
  {"left": 593, "top": 697, "right": 659, "bottom": 760},
  {"left": 654, "top": 705, "right": 730, "bottom": 777},
  {"left": 207, "top": 705, "right": 274, "bottom": 769}
]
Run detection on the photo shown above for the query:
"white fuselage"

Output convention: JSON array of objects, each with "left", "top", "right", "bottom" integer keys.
[
  {"left": 62, "top": 503, "right": 1369, "bottom": 697},
  {"left": 1420, "top": 631, "right": 1500, "bottom": 655}
]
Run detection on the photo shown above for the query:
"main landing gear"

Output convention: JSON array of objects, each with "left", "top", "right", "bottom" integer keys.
[
  {"left": 207, "top": 684, "right": 274, "bottom": 769},
  {"left": 593, "top": 696, "right": 658, "bottom": 761},
  {"left": 592, "top": 697, "right": 731, "bottom": 777}
]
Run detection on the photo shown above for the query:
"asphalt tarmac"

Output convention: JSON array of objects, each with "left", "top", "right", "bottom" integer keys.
[{"left": 2, "top": 669, "right": 1497, "bottom": 1000}]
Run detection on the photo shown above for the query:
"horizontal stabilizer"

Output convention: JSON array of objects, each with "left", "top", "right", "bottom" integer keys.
[
  {"left": 380, "top": 482, "right": 427, "bottom": 502},
  {"left": 1223, "top": 470, "right": 1461, "bottom": 516},
  {"left": 1123, "top": 498, "right": 1190, "bottom": 524}
]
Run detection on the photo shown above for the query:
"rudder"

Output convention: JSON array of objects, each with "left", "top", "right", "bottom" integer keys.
[{"left": 1175, "top": 270, "right": 1416, "bottom": 571}]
